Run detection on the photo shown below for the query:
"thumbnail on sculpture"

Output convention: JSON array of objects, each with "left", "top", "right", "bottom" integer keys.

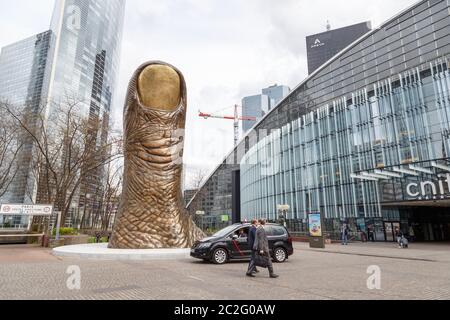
[{"left": 109, "top": 61, "right": 205, "bottom": 249}]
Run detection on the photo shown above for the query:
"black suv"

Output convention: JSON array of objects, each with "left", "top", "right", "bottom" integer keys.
[{"left": 190, "top": 223, "right": 294, "bottom": 265}]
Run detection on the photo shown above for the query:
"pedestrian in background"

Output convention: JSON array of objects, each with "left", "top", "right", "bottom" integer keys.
[
  {"left": 395, "top": 227, "right": 403, "bottom": 248},
  {"left": 95, "top": 232, "right": 102, "bottom": 243},
  {"left": 409, "top": 226, "right": 415, "bottom": 242},
  {"left": 367, "top": 225, "right": 375, "bottom": 242},
  {"left": 341, "top": 223, "right": 350, "bottom": 245},
  {"left": 253, "top": 219, "right": 279, "bottom": 279},
  {"left": 246, "top": 219, "right": 259, "bottom": 277}
]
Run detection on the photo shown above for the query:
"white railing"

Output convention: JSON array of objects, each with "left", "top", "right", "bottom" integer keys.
[{"left": 0, "top": 225, "right": 28, "bottom": 231}]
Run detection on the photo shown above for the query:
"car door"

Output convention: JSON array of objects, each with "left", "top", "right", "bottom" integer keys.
[
  {"left": 265, "top": 226, "right": 275, "bottom": 254},
  {"left": 267, "top": 226, "right": 286, "bottom": 254},
  {"left": 229, "top": 227, "right": 251, "bottom": 259}
]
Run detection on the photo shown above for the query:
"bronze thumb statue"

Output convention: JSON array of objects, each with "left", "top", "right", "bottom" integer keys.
[{"left": 109, "top": 61, "right": 205, "bottom": 249}]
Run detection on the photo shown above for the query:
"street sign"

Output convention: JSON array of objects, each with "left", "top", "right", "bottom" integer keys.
[{"left": 0, "top": 204, "right": 53, "bottom": 216}]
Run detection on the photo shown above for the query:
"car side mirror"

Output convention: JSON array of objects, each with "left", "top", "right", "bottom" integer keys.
[{"left": 232, "top": 235, "right": 238, "bottom": 240}]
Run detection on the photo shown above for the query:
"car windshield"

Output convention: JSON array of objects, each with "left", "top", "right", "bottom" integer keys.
[{"left": 213, "top": 225, "right": 239, "bottom": 238}]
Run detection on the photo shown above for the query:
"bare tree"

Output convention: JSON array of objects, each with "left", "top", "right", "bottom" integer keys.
[
  {"left": 184, "top": 167, "right": 210, "bottom": 229},
  {"left": 82, "top": 160, "right": 123, "bottom": 231},
  {"left": 187, "top": 167, "right": 209, "bottom": 190},
  {"left": 2, "top": 96, "right": 123, "bottom": 229},
  {"left": 0, "top": 101, "right": 24, "bottom": 198}
]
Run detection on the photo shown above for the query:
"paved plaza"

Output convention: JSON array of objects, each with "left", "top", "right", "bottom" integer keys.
[{"left": 0, "top": 242, "right": 449, "bottom": 300}]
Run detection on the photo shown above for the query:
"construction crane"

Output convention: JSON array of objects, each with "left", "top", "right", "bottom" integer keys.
[{"left": 199, "top": 104, "right": 257, "bottom": 147}]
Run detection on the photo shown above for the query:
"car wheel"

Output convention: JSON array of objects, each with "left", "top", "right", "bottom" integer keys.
[
  {"left": 212, "top": 248, "right": 228, "bottom": 265},
  {"left": 273, "top": 247, "right": 287, "bottom": 263}
]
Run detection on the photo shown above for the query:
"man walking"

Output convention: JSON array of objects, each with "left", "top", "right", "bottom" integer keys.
[
  {"left": 253, "top": 219, "right": 279, "bottom": 279},
  {"left": 246, "top": 219, "right": 259, "bottom": 277}
]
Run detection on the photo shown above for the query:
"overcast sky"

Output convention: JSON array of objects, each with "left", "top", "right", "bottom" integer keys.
[{"left": 0, "top": 0, "right": 418, "bottom": 186}]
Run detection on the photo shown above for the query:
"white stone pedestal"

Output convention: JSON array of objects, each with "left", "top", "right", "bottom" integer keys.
[{"left": 52, "top": 243, "right": 191, "bottom": 261}]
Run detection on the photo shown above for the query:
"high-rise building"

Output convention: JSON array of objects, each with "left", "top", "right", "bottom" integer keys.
[
  {"left": 306, "top": 21, "right": 371, "bottom": 74},
  {"left": 0, "top": 31, "right": 54, "bottom": 204},
  {"left": 47, "top": 0, "right": 125, "bottom": 119},
  {"left": 242, "top": 94, "right": 270, "bottom": 133},
  {"left": 0, "top": 0, "right": 125, "bottom": 210},
  {"left": 47, "top": 0, "right": 126, "bottom": 222},
  {"left": 262, "top": 84, "right": 291, "bottom": 114},
  {"left": 242, "top": 84, "right": 290, "bottom": 134}
]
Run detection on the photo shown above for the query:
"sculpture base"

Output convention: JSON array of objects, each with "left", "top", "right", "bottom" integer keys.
[{"left": 52, "top": 243, "right": 191, "bottom": 261}]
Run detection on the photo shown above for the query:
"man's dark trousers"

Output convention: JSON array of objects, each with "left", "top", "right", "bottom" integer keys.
[
  {"left": 247, "top": 250, "right": 257, "bottom": 274},
  {"left": 247, "top": 225, "right": 258, "bottom": 274}
]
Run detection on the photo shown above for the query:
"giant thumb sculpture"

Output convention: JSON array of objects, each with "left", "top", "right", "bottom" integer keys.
[{"left": 109, "top": 61, "right": 205, "bottom": 249}]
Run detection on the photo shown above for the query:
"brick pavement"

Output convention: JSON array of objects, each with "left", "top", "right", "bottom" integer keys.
[{"left": 0, "top": 243, "right": 449, "bottom": 300}]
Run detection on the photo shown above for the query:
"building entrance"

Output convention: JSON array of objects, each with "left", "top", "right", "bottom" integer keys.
[
  {"left": 395, "top": 204, "right": 450, "bottom": 242},
  {"left": 384, "top": 222, "right": 401, "bottom": 242}
]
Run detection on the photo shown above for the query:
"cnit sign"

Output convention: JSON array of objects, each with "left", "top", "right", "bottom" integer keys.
[{"left": 406, "top": 174, "right": 450, "bottom": 199}]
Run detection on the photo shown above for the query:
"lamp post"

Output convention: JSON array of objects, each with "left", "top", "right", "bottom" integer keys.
[{"left": 277, "top": 204, "right": 290, "bottom": 227}]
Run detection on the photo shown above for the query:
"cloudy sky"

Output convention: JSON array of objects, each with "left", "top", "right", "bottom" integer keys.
[{"left": 0, "top": 0, "right": 418, "bottom": 186}]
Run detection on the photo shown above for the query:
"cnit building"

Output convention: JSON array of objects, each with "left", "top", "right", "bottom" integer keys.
[{"left": 188, "top": 0, "right": 450, "bottom": 242}]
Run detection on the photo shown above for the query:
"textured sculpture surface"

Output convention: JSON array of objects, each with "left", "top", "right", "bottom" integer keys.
[{"left": 109, "top": 61, "right": 205, "bottom": 249}]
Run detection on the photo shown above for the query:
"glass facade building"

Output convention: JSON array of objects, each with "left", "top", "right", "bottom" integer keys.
[
  {"left": 241, "top": 59, "right": 450, "bottom": 241},
  {"left": 0, "top": 0, "right": 125, "bottom": 208},
  {"left": 0, "top": 31, "right": 53, "bottom": 229},
  {"left": 189, "top": 0, "right": 450, "bottom": 241},
  {"left": 47, "top": 0, "right": 126, "bottom": 219},
  {"left": 242, "top": 94, "right": 270, "bottom": 133},
  {"left": 48, "top": 0, "right": 125, "bottom": 119},
  {"left": 0, "top": 31, "right": 54, "bottom": 207},
  {"left": 242, "top": 85, "right": 291, "bottom": 135},
  {"left": 262, "top": 84, "right": 291, "bottom": 114}
]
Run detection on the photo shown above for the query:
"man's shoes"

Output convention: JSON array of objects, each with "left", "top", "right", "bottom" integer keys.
[
  {"left": 270, "top": 273, "right": 279, "bottom": 279},
  {"left": 252, "top": 269, "right": 260, "bottom": 274},
  {"left": 246, "top": 273, "right": 256, "bottom": 277}
]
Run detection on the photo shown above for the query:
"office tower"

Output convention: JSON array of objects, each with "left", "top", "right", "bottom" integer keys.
[
  {"left": 48, "top": 0, "right": 125, "bottom": 119},
  {"left": 0, "top": 31, "right": 54, "bottom": 204},
  {"left": 241, "top": 84, "right": 291, "bottom": 134},
  {"left": 306, "top": 21, "right": 371, "bottom": 74},
  {"left": 241, "top": 94, "right": 270, "bottom": 133},
  {"left": 0, "top": 0, "right": 125, "bottom": 210},
  {"left": 47, "top": 0, "right": 126, "bottom": 221},
  {"left": 262, "top": 84, "right": 291, "bottom": 113}
]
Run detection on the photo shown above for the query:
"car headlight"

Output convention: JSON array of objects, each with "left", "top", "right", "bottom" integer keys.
[{"left": 197, "top": 243, "right": 212, "bottom": 249}]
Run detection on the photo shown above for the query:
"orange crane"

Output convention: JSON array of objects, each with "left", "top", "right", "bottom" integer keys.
[{"left": 199, "top": 104, "right": 257, "bottom": 146}]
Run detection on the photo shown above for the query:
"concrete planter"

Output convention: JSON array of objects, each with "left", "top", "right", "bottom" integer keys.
[
  {"left": 62, "top": 235, "right": 89, "bottom": 245},
  {"left": 49, "top": 239, "right": 65, "bottom": 248},
  {"left": 26, "top": 234, "right": 44, "bottom": 245}
]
